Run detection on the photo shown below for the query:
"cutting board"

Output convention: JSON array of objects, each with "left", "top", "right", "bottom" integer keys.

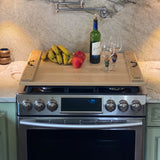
[{"left": 20, "top": 50, "right": 144, "bottom": 86}]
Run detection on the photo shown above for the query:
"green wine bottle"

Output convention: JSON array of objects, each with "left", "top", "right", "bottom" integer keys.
[{"left": 90, "top": 15, "right": 101, "bottom": 64}]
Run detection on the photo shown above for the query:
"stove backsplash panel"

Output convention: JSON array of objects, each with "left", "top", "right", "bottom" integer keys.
[{"left": 0, "top": 0, "right": 160, "bottom": 61}]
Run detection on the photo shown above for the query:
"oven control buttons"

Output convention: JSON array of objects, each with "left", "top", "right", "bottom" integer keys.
[
  {"left": 105, "top": 100, "right": 116, "bottom": 112},
  {"left": 34, "top": 99, "right": 45, "bottom": 112},
  {"left": 131, "top": 100, "right": 142, "bottom": 112},
  {"left": 118, "top": 100, "right": 129, "bottom": 112},
  {"left": 22, "top": 99, "right": 32, "bottom": 111},
  {"left": 47, "top": 99, "right": 58, "bottom": 112}
]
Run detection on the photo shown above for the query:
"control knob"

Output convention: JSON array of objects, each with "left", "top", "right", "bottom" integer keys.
[
  {"left": 131, "top": 100, "right": 142, "bottom": 112},
  {"left": 34, "top": 99, "right": 45, "bottom": 112},
  {"left": 105, "top": 100, "right": 116, "bottom": 112},
  {"left": 47, "top": 99, "right": 58, "bottom": 112},
  {"left": 118, "top": 100, "right": 129, "bottom": 112},
  {"left": 22, "top": 99, "right": 32, "bottom": 111}
]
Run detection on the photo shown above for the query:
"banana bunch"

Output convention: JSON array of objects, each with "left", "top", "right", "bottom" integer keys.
[{"left": 41, "top": 45, "right": 73, "bottom": 65}]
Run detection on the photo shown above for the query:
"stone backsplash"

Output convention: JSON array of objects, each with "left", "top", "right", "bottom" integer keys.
[{"left": 0, "top": 0, "right": 160, "bottom": 61}]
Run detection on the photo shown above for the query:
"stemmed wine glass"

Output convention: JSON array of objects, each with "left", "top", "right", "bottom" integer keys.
[
  {"left": 112, "top": 37, "right": 122, "bottom": 53},
  {"left": 110, "top": 36, "right": 122, "bottom": 68},
  {"left": 101, "top": 37, "right": 113, "bottom": 71},
  {"left": 101, "top": 38, "right": 112, "bottom": 58}
]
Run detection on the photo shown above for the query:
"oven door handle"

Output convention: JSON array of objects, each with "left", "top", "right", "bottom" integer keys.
[{"left": 19, "top": 119, "right": 143, "bottom": 129}]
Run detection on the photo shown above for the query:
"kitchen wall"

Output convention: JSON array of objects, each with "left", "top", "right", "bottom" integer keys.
[{"left": 0, "top": 0, "right": 160, "bottom": 61}]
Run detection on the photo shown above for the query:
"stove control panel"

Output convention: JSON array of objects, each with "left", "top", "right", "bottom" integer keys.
[{"left": 17, "top": 94, "right": 146, "bottom": 116}]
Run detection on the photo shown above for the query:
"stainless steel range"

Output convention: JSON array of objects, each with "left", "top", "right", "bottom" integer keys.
[
  {"left": 16, "top": 85, "right": 146, "bottom": 160},
  {"left": 16, "top": 50, "right": 146, "bottom": 160}
]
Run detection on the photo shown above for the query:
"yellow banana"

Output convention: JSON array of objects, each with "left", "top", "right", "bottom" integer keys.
[
  {"left": 51, "top": 44, "right": 60, "bottom": 55},
  {"left": 68, "top": 52, "right": 74, "bottom": 56},
  {"left": 57, "top": 45, "right": 69, "bottom": 56},
  {"left": 62, "top": 53, "right": 68, "bottom": 65},
  {"left": 56, "top": 54, "right": 63, "bottom": 64},
  {"left": 67, "top": 57, "right": 72, "bottom": 64},
  {"left": 41, "top": 49, "right": 50, "bottom": 61},
  {"left": 67, "top": 54, "right": 73, "bottom": 65},
  {"left": 43, "top": 45, "right": 72, "bottom": 65},
  {"left": 48, "top": 50, "right": 57, "bottom": 63}
]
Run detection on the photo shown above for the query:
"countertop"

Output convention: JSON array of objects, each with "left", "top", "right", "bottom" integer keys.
[
  {"left": 0, "top": 61, "right": 26, "bottom": 102},
  {"left": 138, "top": 61, "right": 160, "bottom": 103},
  {"left": 0, "top": 60, "right": 160, "bottom": 103}
]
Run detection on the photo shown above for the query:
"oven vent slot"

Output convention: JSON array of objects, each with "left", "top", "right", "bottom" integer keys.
[
  {"left": 24, "top": 86, "right": 140, "bottom": 94},
  {"left": 67, "top": 87, "right": 99, "bottom": 93}
]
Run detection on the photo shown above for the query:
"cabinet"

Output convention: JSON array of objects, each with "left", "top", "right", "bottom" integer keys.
[
  {"left": 146, "top": 103, "right": 160, "bottom": 160},
  {"left": 0, "top": 112, "right": 8, "bottom": 160},
  {"left": 0, "top": 103, "right": 17, "bottom": 160}
]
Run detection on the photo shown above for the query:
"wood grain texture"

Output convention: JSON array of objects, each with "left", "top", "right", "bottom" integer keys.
[
  {"left": 20, "top": 51, "right": 145, "bottom": 86},
  {"left": 124, "top": 51, "right": 144, "bottom": 82},
  {"left": 21, "top": 50, "right": 42, "bottom": 82}
]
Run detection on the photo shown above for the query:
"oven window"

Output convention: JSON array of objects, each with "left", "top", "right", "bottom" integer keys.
[{"left": 27, "top": 130, "right": 135, "bottom": 160}]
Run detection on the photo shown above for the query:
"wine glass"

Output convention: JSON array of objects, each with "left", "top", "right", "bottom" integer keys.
[
  {"left": 113, "top": 36, "right": 122, "bottom": 53},
  {"left": 101, "top": 37, "right": 113, "bottom": 71},
  {"left": 101, "top": 36, "right": 113, "bottom": 58},
  {"left": 104, "top": 55, "right": 111, "bottom": 71},
  {"left": 110, "top": 36, "right": 122, "bottom": 68}
]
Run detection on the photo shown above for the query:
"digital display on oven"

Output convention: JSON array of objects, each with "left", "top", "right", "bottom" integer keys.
[{"left": 61, "top": 98, "right": 102, "bottom": 112}]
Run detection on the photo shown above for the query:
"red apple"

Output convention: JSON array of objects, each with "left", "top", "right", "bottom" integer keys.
[
  {"left": 74, "top": 51, "right": 86, "bottom": 62},
  {"left": 72, "top": 56, "right": 83, "bottom": 68}
]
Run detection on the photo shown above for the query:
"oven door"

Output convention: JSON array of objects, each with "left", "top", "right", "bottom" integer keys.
[{"left": 17, "top": 117, "right": 145, "bottom": 160}]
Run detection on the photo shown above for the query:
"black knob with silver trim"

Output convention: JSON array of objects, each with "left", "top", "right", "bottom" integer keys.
[
  {"left": 118, "top": 100, "right": 129, "bottom": 112},
  {"left": 34, "top": 99, "right": 45, "bottom": 112},
  {"left": 131, "top": 100, "right": 142, "bottom": 112},
  {"left": 105, "top": 100, "right": 116, "bottom": 112},
  {"left": 47, "top": 99, "right": 58, "bottom": 112},
  {"left": 22, "top": 99, "right": 32, "bottom": 111}
]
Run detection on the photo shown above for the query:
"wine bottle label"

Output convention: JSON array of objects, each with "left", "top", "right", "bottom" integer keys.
[{"left": 92, "top": 42, "right": 101, "bottom": 56}]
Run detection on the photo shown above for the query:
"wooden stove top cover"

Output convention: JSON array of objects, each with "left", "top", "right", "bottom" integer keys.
[{"left": 20, "top": 50, "right": 144, "bottom": 86}]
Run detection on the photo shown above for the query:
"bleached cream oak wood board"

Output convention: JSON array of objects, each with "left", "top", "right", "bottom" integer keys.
[
  {"left": 124, "top": 51, "right": 144, "bottom": 82},
  {"left": 20, "top": 50, "right": 145, "bottom": 86},
  {"left": 20, "top": 50, "right": 41, "bottom": 81}
]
